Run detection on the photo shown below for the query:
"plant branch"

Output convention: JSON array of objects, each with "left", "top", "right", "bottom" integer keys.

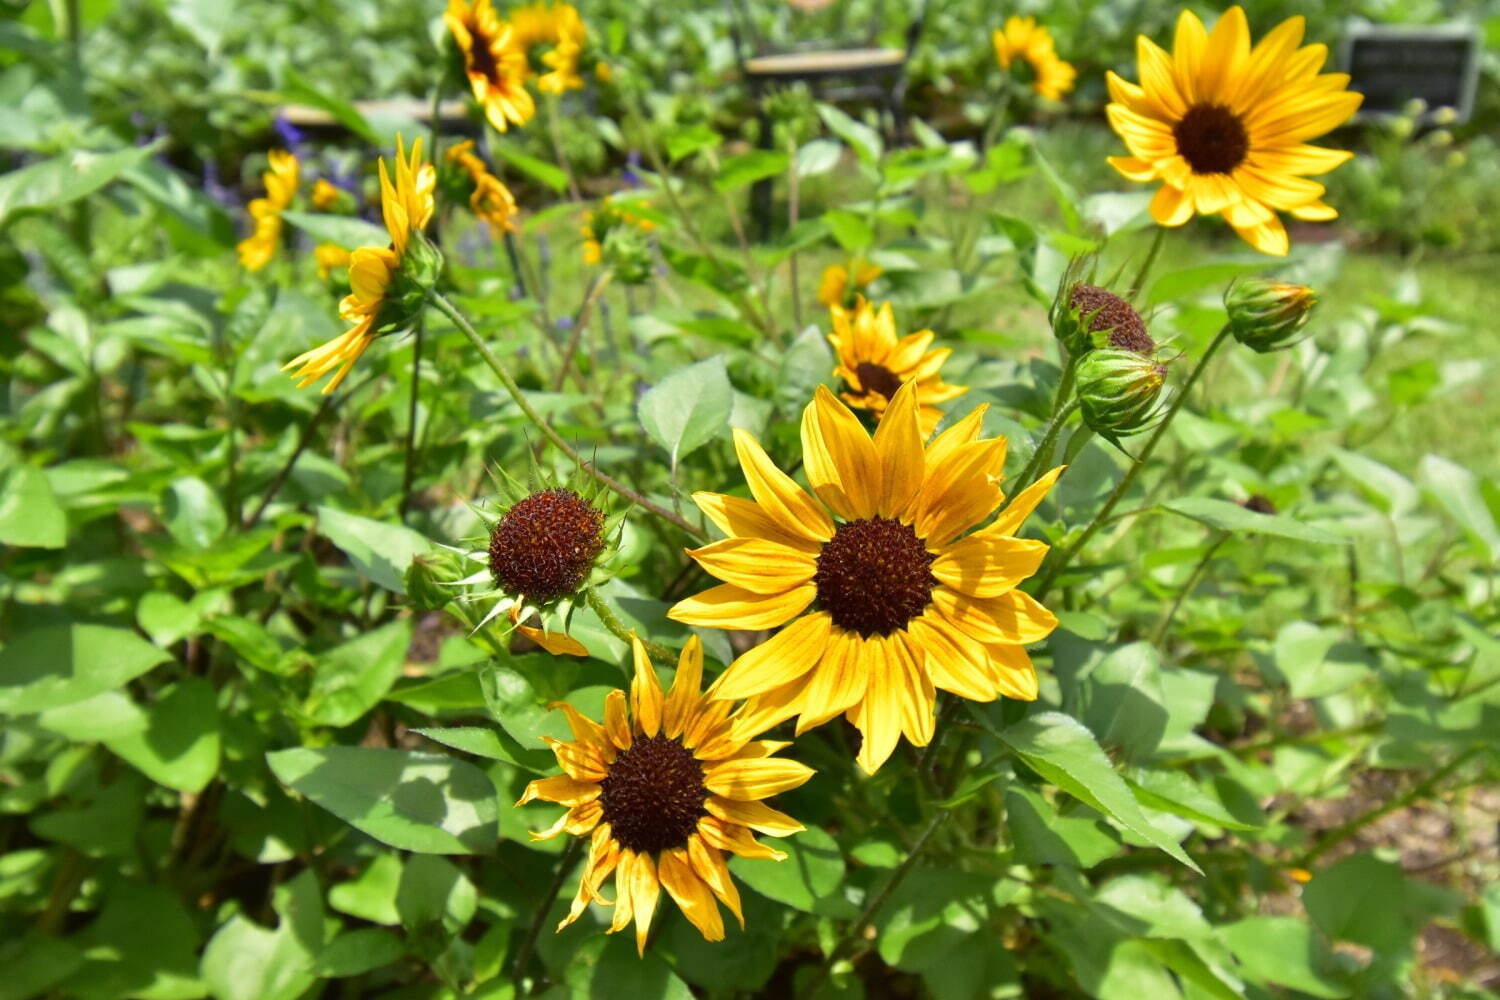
[{"left": 513, "top": 836, "right": 583, "bottom": 992}]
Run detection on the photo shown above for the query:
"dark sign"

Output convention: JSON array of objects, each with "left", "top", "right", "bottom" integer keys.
[{"left": 1343, "top": 25, "right": 1480, "bottom": 124}]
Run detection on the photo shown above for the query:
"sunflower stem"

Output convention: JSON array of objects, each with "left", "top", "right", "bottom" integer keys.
[
  {"left": 1150, "top": 530, "right": 1227, "bottom": 646},
  {"left": 1005, "top": 359, "right": 1078, "bottom": 503},
  {"left": 1036, "top": 324, "right": 1233, "bottom": 599},
  {"left": 552, "top": 270, "right": 612, "bottom": 392},
  {"left": 584, "top": 588, "right": 674, "bottom": 664},
  {"left": 398, "top": 319, "right": 424, "bottom": 521},
  {"left": 431, "top": 291, "right": 707, "bottom": 541},
  {"left": 512, "top": 835, "right": 583, "bottom": 992},
  {"left": 1128, "top": 226, "right": 1167, "bottom": 301}
]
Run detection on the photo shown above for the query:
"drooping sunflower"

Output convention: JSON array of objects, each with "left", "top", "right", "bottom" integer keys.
[
  {"left": 519, "top": 636, "right": 814, "bottom": 951},
  {"left": 446, "top": 0, "right": 536, "bottom": 133},
  {"left": 236, "top": 149, "right": 299, "bottom": 272},
  {"left": 817, "top": 260, "right": 881, "bottom": 308},
  {"left": 446, "top": 140, "right": 519, "bottom": 235},
  {"left": 668, "top": 382, "right": 1061, "bottom": 774},
  {"left": 828, "top": 297, "right": 967, "bottom": 437},
  {"left": 993, "top": 16, "right": 1077, "bottom": 101},
  {"left": 1105, "top": 6, "right": 1362, "bottom": 256},
  {"left": 282, "top": 138, "right": 435, "bottom": 393}
]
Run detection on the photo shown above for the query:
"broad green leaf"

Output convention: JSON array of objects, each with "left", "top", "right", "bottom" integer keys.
[
  {"left": 0, "top": 624, "right": 170, "bottom": 715},
  {"left": 303, "top": 619, "right": 412, "bottom": 727},
  {"left": 1127, "top": 768, "right": 1262, "bottom": 832},
  {"left": 162, "top": 475, "right": 227, "bottom": 550},
  {"left": 713, "top": 150, "right": 787, "bottom": 193},
  {"left": 999, "top": 712, "right": 1200, "bottom": 873},
  {"left": 1271, "top": 622, "right": 1374, "bottom": 699},
  {"left": 397, "top": 854, "right": 477, "bottom": 933},
  {"left": 0, "top": 464, "right": 66, "bottom": 548},
  {"left": 823, "top": 209, "right": 873, "bottom": 252},
  {"left": 1079, "top": 642, "right": 1166, "bottom": 763},
  {"left": 316, "top": 505, "right": 435, "bottom": 594},
  {"left": 106, "top": 678, "right": 221, "bottom": 793},
  {"left": 329, "top": 854, "right": 403, "bottom": 926},
  {"left": 637, "top": 356, "right": 732, "bottom": 469},
  {"left": 267, "top": 746, "right": 498, "bottom": 854},
  {"left": 730, "top": 826, "right": 845, "bottom": 913},
  {"left": 413, "top": 725, "right": 551, "bottom": 772},
  {"left": 37, "top": 691, "right": 149, "bottom": 742},
  {"left": 280, "top": 210, "right": 389, "bottom": 250},
  {"left": 279, "top": 69, "right": 377, "bottom": 143},
  {"left": 314, "top": 929, "right": 405, "bottom": 978},
  {"left": 817, "top": 103, "right": 882, "bottom": 163},
  {"left": 665, "top": 122, "right": 722, "bottom": 162},
  {"left": 493, "top": 143, "right": 569, "bottom": 194},
  {"left": 1218, "top": 917, "right": 1349, "bottom": 998},
  {"left": 1160, "top": 497, "right": 1346, "bottom": 545},
  {"left": 0, "top": 933, "right": 83, "bottom": 1000},
  {"left": 796, "top": 139, "right": 842, "bottom": 177},
  {"left": 1303, "top": 854, "right": 1458, "bottom": 955},
  {"left": 1005, "top": 784, "right": 1121, "bottom": 869},
  {"left": 200, "top": 870, "right": 324, "bottom": 1000},
  {"left": 1418, "top": 454, "right": 1499, "bottom": 562},
  {"left": 0, "top": 143, "right": 161, "bottom": 228},
  {"left": 1330, "top": 448, "right": 1419, "bottom": 516},
  {"left": 1146, "top": 262, "right": 1263, "bottom": 305},
  {"left": 53, "top": 881, "right": 204, "bottom": 1000}
]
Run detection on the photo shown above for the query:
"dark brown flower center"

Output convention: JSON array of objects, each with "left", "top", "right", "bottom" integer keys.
[
  {"left": 851, "top": 362, "right": 905, "bottom": 402},
  {"left": 814, "top": 517, "right": 936, "bottom": 637},
  {"left": 1173, "top": 103, "right": 1249, "bottom": 175},
  {"left": 465, "top": 16, "right": 501, "bottom": 83},
  {"left": 488, "top": 488, "right": 604, "bottom": 604},
  {"left": 1068, "top": 284, "right": 1154, "bottom": 354},
  {"left": 598, "top": 735, "right": 708, "bottom": 855}
]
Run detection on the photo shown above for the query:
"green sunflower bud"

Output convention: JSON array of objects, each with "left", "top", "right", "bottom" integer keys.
[
  {"left": 1076, "top": 348, "right": 1166, "bottom": 438},
  {"left": 1225, "top": 279, "right": 1317, "bottom": 353},
  {"left": 1052, "top": 283, "right": 1154, "bottom": 357},
  {"left": 400, "top": 228, "right": 445, "bottom": 295},
  {"left": 601, "top": 225, "right": 653, "bottom": 285}
]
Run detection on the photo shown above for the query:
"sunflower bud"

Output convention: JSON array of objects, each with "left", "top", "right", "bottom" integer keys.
[
  {"left": 601, "top": 225, "right": 654, "bottom": 285},
  {"left": 1052, "top": 283, "right": 1153, "bottom": 357},
  {"left": 1076, "top": 349, "right": 1166, "bottom": 438},
  {"left": 1225, "top": 279, "right": 1317, "bottom": 353},
  {"left": 399, "top": 228, "right": 445, "bottom": 296},
  {"left": 488, "top": 488, "right": 607, "bottom": 607}
]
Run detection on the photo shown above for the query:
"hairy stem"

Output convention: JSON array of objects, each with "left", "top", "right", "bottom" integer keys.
[
  {"left": 585, "top": 588, "right": 674, "bottom": 663},
  {"left": 552, "top": 271, "right": 612, "bottom": 392}
]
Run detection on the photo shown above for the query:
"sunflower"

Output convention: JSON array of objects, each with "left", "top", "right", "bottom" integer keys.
[
  {"left": 1105, "top": 6, "right": 1362, "bottom": 256},
  {"left": 519, "top": 636, "right": 815, "bottom": 952},
  {"left": 993, "top": 16, "right": 1077, "bottom": 101},
  {"left": 311, "top": 178, "right": 342, "bottom": 212},
  {"left": 829, "top": 297, "right": 967, "bottom": 437},
  {"left": 509, "top": 606, "right": 587, "bottom": 656},
  {"left": 446, "top": 140, "right": 519, "bottom": 235},
  {"left": 282, "top": 138, "right": 435, "bottom": 393},
  {"left": 668, "top": 382, "right": 1061, "bottom": 774},
  {"left": 446, "top": 0, "right": 535, "bottom": 133},
  {"left": 817, "top": 260, "right": 881, "bottom": 308},
  {"left": 236, "top": 149, "right": 299, "bottom": 272}
]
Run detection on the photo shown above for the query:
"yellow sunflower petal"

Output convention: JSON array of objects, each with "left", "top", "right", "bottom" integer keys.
[
  {"left": 802, "top": 385, "right": 881, "bottom": 521},
  {"left": 931, "top": 535, "right": 1048, "bottom": 598},
  {"left": 907, "top": 616, "right": 997, "bottom": 702},
  {"left": 542, "top": 737, "right": 609, "bottom": 781},
  {"left": 685, "top": 536, "right": 817, "bottom": 595},
  {"left": 663, "top": 635, "right": 704, "bottom": 740},
  {"left": 873, "top": 380, "right": 926, "bottom": 519},
  {"left": 1230, "top": 213, "right": 1290, "bottom": 256},
  {"left": 891, "top": 633, "right": 936, "bottom": 747},
  {"left": 789, "top": 628, "right": 866, "bottom": 734},
  {"left": 988, "top": 643, "right": 1040, "bottom": 701},
  {"left": 628, "top": 852, "right": 660, "bottom": 955},
  {"left": 703, "top": 757, "right": 816, "bottom": 801},
  {"left": 732, "top": 428, "right": 834, "bottom": 544},
  {"left": 1109, "top": 155, "right": 1160, "bottom": 182},
  {"left": 550, "top": 701, "right": 612, "bottom": 756},
  {"left": 697, "top": 815, "right": 787, "bottom": 861},
  {"left": 609, "top": 850, "right": 637, "bottom": 933},
  {"left": 1150, "top": 183, "right": 1195, "bottom": 227},
  {"left": 629, "top": 635, "right": 664, "bottom": 738},
  {"left": 691, "top": 491, "right": 821, "bottom": 552},
  {"left": 708, "top": 611, "right": 832, "bottom": 701},
  {"left": 669, "top": 581, "right": 816, "bottom": 631},
  {"left": 988, "top": 465, "right": 1064, "bottom": 538},
  {"left": 658, "top": 849, "right": 724, "bottom": 942},
  {"left": 705, "top": 796, "right": 805, "bottom": 837},
  {"left": 1171, "top": 9, "right": 1209, "bottom": 105},
  {"left": 687, "top": 834, "right": 744, "bottom": 928},
  {"left": 1198, "top": 6, "right": 1250, "bottom": 105},
  {"left": 726, "top": 678, "right": 807, "bottom": 743},
  {"left": 516, "top": 774, "right": 601, "bottom": 807},
  {"left": 851, "top": 638, "right": 905, "bottom": 775},
  {"left": 602, "top": 689, "right": 632, "bottom": 750}
]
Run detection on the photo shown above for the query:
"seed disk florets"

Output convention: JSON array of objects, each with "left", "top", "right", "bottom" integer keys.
[
  {"left": 1068, "top": 284, "right": 1154, "bottom": 354},
  {"left": 1173, "top": 103, "right": 1250, "bottom": 175},
  {"left": 814, "top": 517, "right": 937, "bottom": 637},
  {"left": 598, "top": 735, "right": 708, "bottom": 854},
  {"left": 488, "top": 488, "right": 604, "bottom": 604}
]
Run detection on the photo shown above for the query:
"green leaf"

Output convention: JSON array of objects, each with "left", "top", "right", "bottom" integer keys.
[
  {"left": 280, "top": 210, "right": 389, "bottom": 250},
  {"left": 0, "top": 624, "right": 170, "bottom": 715},
  {"left": 1160, "top": 497, "right": 1346, "bottom": 545},
  {"left": 1303, "top": 854, "right": 1458, "bottom": 956},
  {"left": 1271, "top": 622, "right": 1374, "bottom": 699},
  {"left": 664, "top": 122, "right": 722, "bottom": 162},
  {"left": 38, "top": 691, "right": 149, "bottom": 742},
  {"left": 329, "top": 854, "right": 403, "bottom": 926},
  {"left": 267, "top": 746, "right": 498, "bottom": 854},
  {"left": 998, "top": 712, "right": 1200, "bottom": 873},
  {"left": 280, "top": 69, "right": 377, "bottom": 143},
  {"left": 637, "top": 357, "right": 732, "bottom": 469},
  {"left": 823, "top": 209, "right": 873, "bottom": 252},
  {"left": 303, "top": 619, "right": 412, "bottom": 727},
  {"left": 397, "top": 854, "right": 477, "bottom": 934},
  {"left": 0, "top": 934, "right": 83, "bottom": 1000},
  {"left": 713, "top": 150, "right": 788, "bottom": 193},
  {"left": 796, "top": 139, "right": 842, "bottom": 177},
  {"left": 1418, "top": 454, "right": 1499, "bottom": 563},
  {"left": 1146, "top": 261, "right": 1264, "bottom": 305},
  {"left": 1004, "top": 784, "right": 1121, "bottom": 869},
  {"left": 817, "top": 103, "right": 882, "bottom": 163},
  {"left": 1218, "top": 917, "right": 1348, "bottom": 998},
  {"left": 414, "top": 725, "right": 552, "bottom": 772},
  {"left": 0, "top": 143, "right": 161, "bottom": 228},
  {"left": 0, "top": 464, "right": 66, "bottom": 548},
  {"left": 492, "top": 143, "right": 569, "bottom": 194},
  {"left": 314, "top": 929, "right": 406, "bottom": 978},
  {"left": 162, "top": 475, "right": 227, "bottom": 550},
  {"left": 1127, "top": 768, "right": 1262, "bottom": 832},
  {"left": 54, "top": 881, "right": 204, "bottom": 999},
  {"left": 315, "top": 505, "right": 435, "bottom": 594},
  {"left": 730, "top": 826, "right": 845, "bottom": 913},
  {"left": 106, "top": 678, "right": 221, "bottom": 793},
  {"left": 1078, "top": 642, "right": 1166, "bottom": 763},
  {"left": 200, "top": 869, "right": 324, "bottom": 1000}
]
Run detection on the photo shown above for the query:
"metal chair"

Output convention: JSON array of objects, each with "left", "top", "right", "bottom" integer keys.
[{"left": 725, "top": 0, "right": 927, "bottom": 235}]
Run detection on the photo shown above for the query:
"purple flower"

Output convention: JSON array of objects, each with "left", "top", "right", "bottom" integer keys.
[{"left": 273, "top": 115, "right": 308, "bottom": 152}]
